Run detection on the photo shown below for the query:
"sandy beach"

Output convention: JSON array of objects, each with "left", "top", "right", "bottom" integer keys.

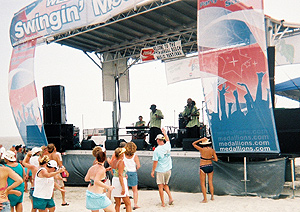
[{"left": 20, "top": 185, "right": 300, "bottom": 212}]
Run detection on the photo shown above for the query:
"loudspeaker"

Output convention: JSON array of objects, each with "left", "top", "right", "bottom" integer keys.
[
  {"left": 43, "top": 105, "right": 66, "bottom": 124},
  {"left": 43, "top": 85, "right": 66, "bottom": 124},
  {"left": 81, "top": 140, "right": 96, "bottom": 150},
  {"left": 44, "top": 124, "right": 74, "bottom": 152},
  {"left": 43, "top": 85, "right": 65, "bottom": 106},
  {"left": 274, "top": 108, "right": 300, "bottom": 155},
  {"left": 131, "top": 139, "right": 145, "bottom": 150},
  {"left": 176, "top": 129, "right": 187, "bottom": 148},
  {"left": 105, "top": 140, "right": 120, "bottom": 150},
  {"left": 182, "top": 138, "right": 198, "bottom": 151}
]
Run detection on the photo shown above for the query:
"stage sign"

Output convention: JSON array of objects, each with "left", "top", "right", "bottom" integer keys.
[
  {"left": 140, "top": 41, "right": 185, "bottom": 62},
  {"left": 197, "top": 0, "right": 280, "bottom": 154},
  {"left": 8, "top": 40, "right": 48, "bottom": 148},
  {"left": 165, "top": 55, "right": 217, "bottom": 84},
  {"left": 10, "top": 0, "right": 149, "bottom": 47}
]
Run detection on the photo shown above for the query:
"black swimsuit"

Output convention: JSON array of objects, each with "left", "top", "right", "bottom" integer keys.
[{"left": 200, "top": 157, "right": 213, "bottom": 173}]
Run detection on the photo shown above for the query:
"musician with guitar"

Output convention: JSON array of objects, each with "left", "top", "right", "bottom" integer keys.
[{"left": 182, "top": 98, "right": 200, "bottom": 138}]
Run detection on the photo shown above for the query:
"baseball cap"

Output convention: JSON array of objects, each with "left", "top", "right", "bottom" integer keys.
[
  {"left": 47, "top": 160, "right": 59, "bottom": 170},
  {"left": 155, "top": 134, "right": 165, "bottom": 140}
]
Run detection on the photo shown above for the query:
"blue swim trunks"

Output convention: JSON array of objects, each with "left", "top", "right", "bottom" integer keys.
[
  {"left": 8, "top": 192, "right": 24, "bottom": 207},
  {"left": 86, "top": 190, "right": 111, "bottom": 210},
  {"left": 32, "top": 196, "right": 55, "bottom": 210},
  {"left": 127, "top": 171, "right": 138, "bottom": 187}
]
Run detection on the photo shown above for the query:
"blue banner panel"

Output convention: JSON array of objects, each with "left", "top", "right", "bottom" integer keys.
[{"left": 197, "top": 0, "right": 280, "bottom": 153}]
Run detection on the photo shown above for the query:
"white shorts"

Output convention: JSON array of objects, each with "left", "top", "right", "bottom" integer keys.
[{"left": 111, "top": 177, "right": 129, "bottom": 198}]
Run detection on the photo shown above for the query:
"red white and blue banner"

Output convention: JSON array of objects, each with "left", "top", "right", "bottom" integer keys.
[
  {"left": 8, "top": 40, "right": 47, "bottom": 148},
  {"left": 9, "top": 0, "right": 149, "bottom": 147},
  {"left": 197, "top": 0, "right": 280, "bottom": 153},
  {"left": 10, "top": 0, "right": 148, "bottom": 47}
]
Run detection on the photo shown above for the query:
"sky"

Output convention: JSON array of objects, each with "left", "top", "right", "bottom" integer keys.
[{"left": 1, "top": 0, "right": 300, "bottom": 140}]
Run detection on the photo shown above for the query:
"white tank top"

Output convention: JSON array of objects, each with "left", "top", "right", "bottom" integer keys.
[
  {"left": 33, "top": 168, "right": 54, "bottom": 199},
  {"left": 123, "top": 154, "right": 137, "bottom": 172}
]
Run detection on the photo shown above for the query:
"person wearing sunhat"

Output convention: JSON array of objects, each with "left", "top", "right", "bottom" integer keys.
[
  {"left": 151, "top": 128, "right": 174, "bottom": 207},
  {"left": 192, "top": 137, "right": 218, "bottom": 203},
  {"left": 148, "top": 104, "right": 164, "bottom": 149},
  {"left": 3, "top": 150, "right": 25, "bottom": 212}
]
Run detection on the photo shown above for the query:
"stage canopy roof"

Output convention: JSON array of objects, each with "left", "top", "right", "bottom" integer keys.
[
  {"left": 52, "top": 0, "right": 198, "bottom": 61},
  {"left": 43, "top": 0, "right": 300, "bottom": 63}
]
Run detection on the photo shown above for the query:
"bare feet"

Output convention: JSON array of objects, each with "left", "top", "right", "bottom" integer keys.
[
  {"left": 161, "top": 204, "right": 165, "bottom": 207},
  {"left": 211, "top": 196, "right": 215, "bottom": 201},
  {"left": 201, "top": 199, "right": 208, "bottom": 203}
]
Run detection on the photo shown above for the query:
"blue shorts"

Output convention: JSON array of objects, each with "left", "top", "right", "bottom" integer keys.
[
  {"left": 0, "top": 201, "right": 11, "bottom": 212},
  {"left": 8, "top": 192, "right": 24, "bottom": 207},
  {"left": 127, "top": 171, "right": 138, "bottom": 187},
  {"left": 86, "top": 190, "right": 111, "bottom": 210},
  {"left": 32, "top": 196, "right": 55, "bottom": 210}
]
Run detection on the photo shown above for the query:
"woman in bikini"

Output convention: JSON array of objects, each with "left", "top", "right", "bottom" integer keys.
[
  {"left": 85, "top": 149, "right": 115, "bottom": 212},
  {"left": 0, "top": 164, "right": 23, "bottom": 212},
  {"left": 192, "top": 137, "right": 218, "bottom": 203},
  {"left": 111, "top": 148, "right": 131, "bottom": 212}
]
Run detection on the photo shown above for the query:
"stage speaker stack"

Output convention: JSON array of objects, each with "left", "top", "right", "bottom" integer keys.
[
  {"left": 274, "top": 108, "right": 300, "bottom": 155},
  {"left": 43, "top": 85, "right": 66, "bottom": 124},
  {"left": 44, "top": 124, "right": 74, "bottom": 152},
  {"left": 131, "top": 139, "right": 145, "bottom": 150},
  {"left": 182, "top": 138, "right": 198, "bottom": 151},
  {"left": 105, "top": 140, "right": 120, "bottom": 150}
]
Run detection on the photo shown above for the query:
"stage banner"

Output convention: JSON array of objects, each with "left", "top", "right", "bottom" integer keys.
[
  {"left": 197, "top": 0, "right": 280, "bottom": 153},
  {"left": 140, "top": 41, "right": 185, "bottom": 62},
  {"left": 165, "top": 55, "right": 216, "bottom": 84},
  {"left": 8, "top": 40, "right": 48, "bottom": 148},
  {"left": 10, "top": 0, "right": 149, "bottom": 47},
  {"left": 275, "top": 34, "right": 300, "bottom": 66}
]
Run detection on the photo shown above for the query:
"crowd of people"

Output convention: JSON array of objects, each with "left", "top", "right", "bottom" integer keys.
[
  {"left": 0, "top": 144, "right": 68, "bottom": 212},
  {"left": 0, "top": 98, "right": 215, "bottom": 212}
]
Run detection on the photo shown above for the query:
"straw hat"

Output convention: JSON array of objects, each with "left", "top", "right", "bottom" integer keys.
[{"left": 199, "top": 137, "right": 211, "bottom": 145}]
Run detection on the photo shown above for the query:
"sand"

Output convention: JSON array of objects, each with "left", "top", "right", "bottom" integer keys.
[{"left": 20, "top": 185, "right": 300, "bottom": 212}]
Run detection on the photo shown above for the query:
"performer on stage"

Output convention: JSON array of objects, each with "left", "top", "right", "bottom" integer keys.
[
  {"left": 135, "top": 116, "right": 145, "bottom": 127},
  {"left": 148, "top": 104, "right": 164, "bottom": 148},
  {"left": 134, "top": 116, "right": 146, "bottom": 140},
  {"left": 182, "top": 98, "right": 200, "bottom": 138}
]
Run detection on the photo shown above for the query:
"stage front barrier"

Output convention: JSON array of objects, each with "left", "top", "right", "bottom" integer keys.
[
  {"left": 213, "top": 158, "right": 285, "bottom": 197},
  {"left": 63, "top": 151, "right": 286, "bottom": 197}
]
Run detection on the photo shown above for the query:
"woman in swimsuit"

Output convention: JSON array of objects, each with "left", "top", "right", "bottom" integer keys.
[
  {"left": 85, "top": 149, "right": 115, "bottom": 212},
  {"left": 0, "top": 164, "right": 23, "bottom": 212},
  {"left": 192, "top": 137, "right": 218, "bottom": 203},
  {"left": 110, "top": 148, "right": 131, "bottom": 212}
]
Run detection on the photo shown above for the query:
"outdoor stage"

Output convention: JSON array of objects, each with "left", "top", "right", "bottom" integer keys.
[{"left": 63, "top": 149, "right": 286, "bottom": 198}]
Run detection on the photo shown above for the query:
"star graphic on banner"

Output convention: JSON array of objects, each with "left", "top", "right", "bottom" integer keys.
[{"left": 218, "top": 49, "right": 252, "bottom": 78}]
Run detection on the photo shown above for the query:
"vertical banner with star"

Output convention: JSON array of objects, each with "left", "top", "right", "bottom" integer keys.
[
  {"left": 197, "top": 0, "right": 280, "bottom": 153},
  {"left": 8, "top": 40, "right": 48, "bottom": 148}
]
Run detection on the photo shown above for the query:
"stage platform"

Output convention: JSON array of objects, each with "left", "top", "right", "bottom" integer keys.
[{"left": 63, "top": 149, "right": 286, "bottom": 197}]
